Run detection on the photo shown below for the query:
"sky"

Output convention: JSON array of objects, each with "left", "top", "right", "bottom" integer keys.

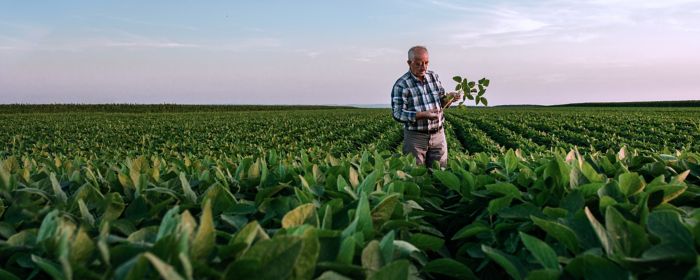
[{"left": 1, "top": 0, "right": 699, "bottom": 106}]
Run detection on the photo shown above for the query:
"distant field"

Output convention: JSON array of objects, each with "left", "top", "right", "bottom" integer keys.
[{"left": 0, "top": 105, "right": 698, "bottom": 279}]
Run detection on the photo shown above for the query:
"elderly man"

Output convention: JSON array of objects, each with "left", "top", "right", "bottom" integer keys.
[{"left": 391, "top": 46, "right": 459, "bottom": 168}]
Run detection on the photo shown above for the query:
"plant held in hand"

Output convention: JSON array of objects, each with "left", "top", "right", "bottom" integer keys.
[{"left": 442, "top": 75, "right": 490, "bottom": 109}]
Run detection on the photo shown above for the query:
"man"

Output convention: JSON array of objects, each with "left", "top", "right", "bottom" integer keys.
[{"left": 391, "top": 46, "right": 459, "bottom": 168}]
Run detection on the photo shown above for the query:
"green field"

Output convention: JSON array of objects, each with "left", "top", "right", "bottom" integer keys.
[{"left": 0, "top": 106, "right": 698, "bottom": 279}]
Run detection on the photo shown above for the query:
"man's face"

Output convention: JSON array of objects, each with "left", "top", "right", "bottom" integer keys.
[{"left": 408, "top": 51, "right": 429, "bottom": 78}]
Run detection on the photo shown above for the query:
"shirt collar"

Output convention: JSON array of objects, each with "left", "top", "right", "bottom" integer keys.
[{"left": 409, "top": 71, "right": 428, "bottom": 83}]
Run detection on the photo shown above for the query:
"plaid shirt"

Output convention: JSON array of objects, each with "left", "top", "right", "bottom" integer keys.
[{"left": 391, "top": 70, "right": 446, "bottom": 131}]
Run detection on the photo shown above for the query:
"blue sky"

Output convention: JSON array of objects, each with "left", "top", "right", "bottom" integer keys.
[{"left": 1, "top": 0, "right": 699, "bottom": 105}]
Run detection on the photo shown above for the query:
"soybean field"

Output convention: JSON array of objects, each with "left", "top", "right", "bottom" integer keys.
[{"left": 0, "top": 105, "right": 699, "bottom": 280}]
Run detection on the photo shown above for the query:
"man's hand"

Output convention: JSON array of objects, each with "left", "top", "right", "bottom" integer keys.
[
  {"left": 416, "top": 109, "right": 440, "bottom": 120},
  {"left": 442, "top": 92, "right": 462, "bottom": 109}
]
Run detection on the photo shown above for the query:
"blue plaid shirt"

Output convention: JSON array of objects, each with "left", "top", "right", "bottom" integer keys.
[{"left": 391, "top": 70, "right": 446, "bottom": 131}]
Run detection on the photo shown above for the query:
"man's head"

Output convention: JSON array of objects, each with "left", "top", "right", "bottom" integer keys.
[{"left": 407, "top": 46, "right": 429, "bottom": 78}]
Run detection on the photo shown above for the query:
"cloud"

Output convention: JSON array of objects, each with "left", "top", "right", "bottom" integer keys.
[
  {"left": 430, "top": 0, "right": 700, "bottom": 48},
  {"left": 97, "top": 14, "right": 198, "bottom": 31},
  {"left": 351, "top": 47, "right": 402, "bottom": 62}
]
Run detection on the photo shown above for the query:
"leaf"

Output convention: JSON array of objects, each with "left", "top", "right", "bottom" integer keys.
[
  {"left": 605, "top": 206, "right": 649, "bottom": 257},
  {"left": 618, "top": 173, "right": 645, "bottom": 196},
  {"left": 581, "top": 254, "right": 628, "bottom": 280},
  {"left": 519, "top": 232, "right": 560, "bottom": 270},
  {"left": 31, "top": 255, "right": 66, "bottom": 280},
  {"left": 379, "top": 231, "right": 395, "bottom": 264},
  {"left": 50, "top": 172, "right": 68, "bottom": 205},
  {"left": 179, "top": 172, "right": 198, "bottom": 204},
  {"left": 0, "top": 268, "right": 21, "bottom": 280},
  {"left": 348, "top": 167, "right": 360, "bottom": 189},
  {"left": 482, "top": 245, "right": 526, "bottom": 280},
  {"left": 452, "top": 76, "right": 462, "bottom": 83},
  {"left": 77, "top": 199, "right": 95, "bottom": 228},
  {"left": 192, "top": 199, "right": 215, "bottom": 260},
  {"left": 584, "top": 207, "right": 612, "bottom": 255},
  {"left": 452, "top": 222, "right": 490, "bottom": 240},
  {"left": 337, "top": 235, "right": 355, "bottom": 264},
  {"left": 241, "top": 236, "right": 303, "bottom": 280},
  {"left": 143, "top": 252, "right": 186, "bottom": 280},
  {"left": 359, "top": 171, "right": 378, "bottom": 194},
  {"left": 423, "top": 258, "right": 477, "bottom": 279},
  {"left": 282, "top": 203, "right": 318, "bottom": 229},
  {"left": 488, "top": 196, "right": 513, "bottom": 215},
  {"left": 371, "top": 194, "right": 400, "bottom": 229},
  {"left": 485, "top": 182, "right": 522, "bottom": 199},
  {"left": 481, "top": 97, "right": 488, "bottom": 106},
  {"left": 409, "top": 233, "right": 444, "bottom": 251},
  {"left": 293, "top": 227, "right": 320, "bottom": 280},
  {"left": 531, "top": 215, "right": 580, "bottom": 254},
  {"left": 504, "top": 149, "right": 518, "bottom": 174},
  {"left": 433, "top": 170, "right": 461, "bottom": 193},
  {"left": 368, "top": 259, "right": 409, "bottom": 280},
  {"left": 362, "top": 240, "right": 383, "bottom": 275},
  {"left": 642, "top": 210, "right": 697, "bottom": 260}
]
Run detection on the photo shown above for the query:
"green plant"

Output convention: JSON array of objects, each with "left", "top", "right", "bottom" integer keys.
[{"left": 443, "top": 75, "right": 490, "bottom": 108}]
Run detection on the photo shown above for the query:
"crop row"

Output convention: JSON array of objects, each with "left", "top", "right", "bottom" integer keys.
[{"left": 0, "top": 146, "right": 698, "bottom": 279}]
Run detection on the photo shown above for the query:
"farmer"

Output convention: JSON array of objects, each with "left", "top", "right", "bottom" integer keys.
[{"left": 391, "top": 45, "right": 459, "bottom": 168}]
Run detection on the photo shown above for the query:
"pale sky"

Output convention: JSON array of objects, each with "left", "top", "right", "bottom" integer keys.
[{"left": 1, "top": 0, "right": 699, "bottom": 105}]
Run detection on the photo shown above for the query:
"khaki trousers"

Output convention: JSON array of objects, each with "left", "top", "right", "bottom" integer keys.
[{"left": 403, "top": 128, "right": 448, "bottom": 168}]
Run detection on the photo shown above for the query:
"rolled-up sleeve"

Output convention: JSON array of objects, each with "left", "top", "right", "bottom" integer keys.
[{"left": 391, "top": 84, "right": 416, "bottom": 123}]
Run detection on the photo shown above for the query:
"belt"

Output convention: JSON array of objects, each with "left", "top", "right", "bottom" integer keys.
[{"left": 410, "top": 126, "right": 443, "bottom": 134}]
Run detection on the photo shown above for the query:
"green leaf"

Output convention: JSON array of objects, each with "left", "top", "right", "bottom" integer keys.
[
  {"left": 482, "top": 245, "right": 526, "bottom": 280},
  {"left": 504, "top": 149, "right": 518, "bottom": 174},
  {"left": 143, "top": 252, "right": 186, "bottom": 280},
  {"left": 488, "top": 196, "right": 513, "bottom": 215},
  {"left": 423, "top": 258, "right": 477, "bottom": 279},
  {"left": 282, "top": 203, "right": 318, "bottom": 228},
  {"left": 519, "top": 232, "right": 560, "bottom": 270},
  {"left": 525, "top": 269, "right": 561, "bottom": 280},
  {"left": 452, "top": 222, "right": 490, "bottom": 240},
  {"left": 481, "top": 98, "right": 488, "bottom": 106},
  {"left": 452, "top": 76, "right": 462, "bottom": 83},
  {"left": 50, "top": 172, "right": 68, "bottom": 205},
  {"left": 0, "top": 268, "right": 21, "bottom": 280},
  {"left": 485, "top": 182, "right": 522, "bottom": 199},
  {"left": 337, "top": 235, "right": 356, "bottom": 264},
  {"left": 371, "top": 194, "right": 400, "bottom": 229},
  {"left": 618, "top": 173, "right": 645, "bottom": 196},
  {"left": 359, "top": 171, "right": 378, "bottom": 194},
  {"left": 353, "top": 192, "right": 374, "bottom": 240},
  {"left": 605, "top": 206, "right": 649, "bottom": 257},
  {"left": 192, "top": 199, "right": 215, "bottom": 260},
  {"left": 582, "top": 254, "right": 628, "bottom": 280},
  {"left": 433, "top": 170, "right": 461, "bottom": 192},
  {"left": 241, "top": 236, "right": 303, "bottom": 280},
  {"left": 409, "top": 233, "right": 444, "bottom": 251},
  {"left": 642, "top": 210, "right": 697, "bottom": 260},
  {"left": 179, "top": 172, "right": 198, "bottom": 204},
  {"left": 368, "top": 259, "right": 409, "bottom": 280},
  {"left": 31, "top": 255, "right": 66, "bottom": 280},
  {"left": 531, "top": 215, "right": 580, "bottom": 253},
  {"left": 362, "top": 240, "right": 383, "bottom": 276},
  {"left": 292, "top": 227, "right": 320, "bottom": 280},
  {"left": 584, "top": 207, "right": 612, "bottom": 255},
  {"left": 379, "top": 231, "right": 395, "bottom": 264}
]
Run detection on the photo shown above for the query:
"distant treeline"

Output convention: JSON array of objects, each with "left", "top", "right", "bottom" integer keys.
[
  {"left": 0, "top": 104, "right": 356, "bottom": 114},
  {"left": 553, "top": 100, "right": 700, "bottom": 107}
]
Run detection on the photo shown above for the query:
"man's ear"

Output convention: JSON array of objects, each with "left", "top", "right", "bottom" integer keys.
[{"left": 406, "top": 60, "right": 411, "bottom": 66}]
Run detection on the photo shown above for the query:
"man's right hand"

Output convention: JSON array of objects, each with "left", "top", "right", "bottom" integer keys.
[{"left": 416, "top": 109, "right": 440, "bottom": 120}]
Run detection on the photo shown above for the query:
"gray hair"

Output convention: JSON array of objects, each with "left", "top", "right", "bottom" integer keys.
[{"left": 408, "top": 45, "right": 428, "bottom": 61}]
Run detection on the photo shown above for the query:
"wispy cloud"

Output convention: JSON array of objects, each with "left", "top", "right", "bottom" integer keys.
[
  {"left": 351, "top": 47, "right": 402, "bottom": 62},
  {"left": 429, "top": 0, "right": 700, "bottom": 48},
  {"left": 96, "top": 14, "right": 198, "bottom": 31}
]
